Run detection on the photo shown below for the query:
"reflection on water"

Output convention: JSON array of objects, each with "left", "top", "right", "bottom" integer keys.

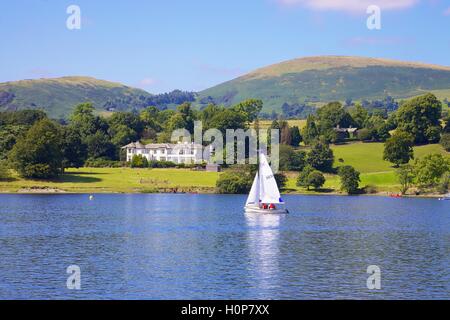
[
  {"left": 0, "top": 194, "right": 448, "bottom": 299},
  {"left": 245, "top": 213, "right": 282, "bottom": 296}
]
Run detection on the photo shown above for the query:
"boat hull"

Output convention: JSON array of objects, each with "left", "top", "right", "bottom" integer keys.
[{"left": 244, "top": 206, "right": 289, "bottom": 214}]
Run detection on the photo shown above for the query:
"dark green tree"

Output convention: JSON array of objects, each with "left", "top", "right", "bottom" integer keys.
[
  {"left": 396, "top": 93, "right": 442, "bottom": 144},
  {"left": 9, "top": 119, "right": 63, "bottom": 179},
  {"left": 440, "top": 133, "right": 450, "bottom": 152},
  {"left": 301, "top": 115, "right": 319, "bottom": 145},
  {"left": 61, "top": 126, "right": 87, "bottom": 169},
  {"left": 307, "top": 141, "right": 334, "bottom": 172},
  {"left": 383, "top": 131, "right": 414, "bottom": 167},
  {"left": 85, "top": 131, "right": 116, "bottom": 160},
  {"left": 279, "top": 145, "right": 306, "bottom": 171},
  {"left": 290, "top": 126, "right": 302, "bottom": 146}
]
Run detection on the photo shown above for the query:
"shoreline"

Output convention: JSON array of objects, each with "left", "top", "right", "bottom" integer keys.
[{"left": 0, "top": 188, "right": 444, "bottom": 199}]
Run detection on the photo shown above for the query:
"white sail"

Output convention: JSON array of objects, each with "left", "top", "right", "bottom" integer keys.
[
  {"left": 246, "top": 173, "right": 260, "bottom": 206},
  {"left": 258, "top": 154, "right": 283, "bottom": 204}
]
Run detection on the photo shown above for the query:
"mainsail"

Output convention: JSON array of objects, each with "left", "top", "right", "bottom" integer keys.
[{"left": 245, "top": 154, "right": 283, "bottom": 206}]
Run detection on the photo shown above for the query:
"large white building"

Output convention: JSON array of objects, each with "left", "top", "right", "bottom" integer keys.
[{"left": 122, "top": 141, "right": 204, "bottom": 164}]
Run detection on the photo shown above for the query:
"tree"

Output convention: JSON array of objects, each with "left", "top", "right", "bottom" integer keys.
[
  {"left": 297, "top": 166, "right": 325, "bottom": 190},
  {"left": 296, "top": 165, "right": 314, "bottom": 190},
  {"left": 290, "top": 126, "right": 302, "bottom": 146},
  {"left": 307, "top": 141, "right": 334, "bottom": 172},
  {"left": 176, "top": 102, "right": 195, "bottom": 133},
  {"left": 425, "top": 126, "right": 442, "bottom": 144},
  {"left": 208, "top": 108, "right": 248, "bottom": 134},
  {"left": 414, "top": 154, "right": 450, "bottom": 187},
  {"left": 396, "top": 164, "right": 415, "bottom": 194},
  {"left": 85, "top": 131, "right": 116, "bottom": 159},
  {"left": 9, "top": 119, "right": 63, "bottom": 179},
  {"left": 279, "top": 145, "right": 306, "bottom": 171},
  {"left": 383, "top": 131, "right": 414, "bottom": 167},
  {"left": 350, "top": 104, "right": 368, "bottom": 128},
  {"left": 69, "top": 103, "right": 99, "bottom": 139},
  {"left": 279, "top": 120, "right": 292, "bottom": 145},
  {"left": 443, "top": 116, "right": 450, "bottom": 133},
  {"left": 216, "top": 171, "right": 252, "bottom": 194},
  {"left": 0, "top": 161, "right": 11, "bottom": 181},
  {"left": 338, "top": 165, "right": 360, "bottom": 194},
  {"left": 274, "top": 173, "right": 288, "bottom": 189},
  {"left": 61, "top": 126, "right": 87, "bottom": 169},
  {"left": 130, "top": 155, "right": 148, "bottom": 168},
  {"left": 396, "top": 93, "right": 442, "bottom": 144},
  {"left": 317, "top": 102, "right": 355, "bottom": 132},
  {"left": 301, "top": 115, "right": 319, "bottom": 145},
  {"left": 440, "top": 133, "right": 450, "bottom": 152},
  {"left": 307, "top": 171, "right": 325, "bottom": 190},
  {"left": 357, "top": 128, "right": 373, "bottom": 142},
  {"left": 232, "top": 99, "right": 263, "bottom": 123}
]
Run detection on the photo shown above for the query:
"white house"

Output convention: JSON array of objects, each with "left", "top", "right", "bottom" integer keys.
[{"left": 122, "top": 141, "right": 204, "bottom": 164}]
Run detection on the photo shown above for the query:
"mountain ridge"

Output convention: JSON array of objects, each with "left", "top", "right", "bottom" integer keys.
[{"left": 198, "top": 56, "right": 450, "bottom": 111}]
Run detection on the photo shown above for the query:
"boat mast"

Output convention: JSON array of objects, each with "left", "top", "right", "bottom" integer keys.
[{"left": 254, "top": 117, "right": 261, "bottom": 205}]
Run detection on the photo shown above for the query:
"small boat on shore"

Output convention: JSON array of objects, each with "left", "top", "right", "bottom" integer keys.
[{"left": 244, "top": 153, "right": 289, "bottom": 215}]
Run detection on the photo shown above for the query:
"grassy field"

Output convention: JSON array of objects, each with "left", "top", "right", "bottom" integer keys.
[
  {"left": 257, "top": 119, "right": 307, "bottom": 129},
  {"left": 0, "top": 168, "right": 220, "bottom": 194},
  {"left": 0, "top": 142, "right": 447, "bottom": 195}
]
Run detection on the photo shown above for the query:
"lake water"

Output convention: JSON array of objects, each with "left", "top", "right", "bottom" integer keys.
[{"left": 0, "top": 194, "right": 448, "bottom": 300}]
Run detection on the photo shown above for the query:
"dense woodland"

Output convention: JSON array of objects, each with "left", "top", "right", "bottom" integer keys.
[{"left": 0, "top": 93, "right": 449, "bottom": 195}]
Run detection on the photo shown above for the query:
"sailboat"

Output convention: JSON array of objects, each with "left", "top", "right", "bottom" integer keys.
[{"left": 244, "top": 153, "right": 289, "bottom": 214}]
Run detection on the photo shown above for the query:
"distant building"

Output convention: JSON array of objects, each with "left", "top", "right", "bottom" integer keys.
[
  {"left": 122, "top": 141, "right": 204, "bottom": 164},
  {"left": 334, "top": 125, "right": 358, "bottom": 140}
]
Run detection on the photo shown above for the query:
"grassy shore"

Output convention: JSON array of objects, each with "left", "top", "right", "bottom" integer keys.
[{"left": 0, "top": 142, "right": 448, "bottom": 195}]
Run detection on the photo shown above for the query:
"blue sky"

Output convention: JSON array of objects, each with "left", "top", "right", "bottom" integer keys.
[{"left": 1, "top": 0, "right": 450, "bottom": 93}]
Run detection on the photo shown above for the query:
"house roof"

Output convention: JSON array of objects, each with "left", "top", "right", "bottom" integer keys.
[
  {"left": 334, "top": 127, "right": 358, "bottom": 133},
  {"left": 122, "top": 141, "right": 203, "bottom": 149},
  {"left": 121, "top": 141, "right": 146, "bottom": 149}
]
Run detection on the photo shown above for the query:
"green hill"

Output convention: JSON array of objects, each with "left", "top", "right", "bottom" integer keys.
[
  {"left": 197, "top": 56, "right": 450, "bottom": 111},
  {"left": 0, "top": 76, "right": 152, "bottom": 119}
]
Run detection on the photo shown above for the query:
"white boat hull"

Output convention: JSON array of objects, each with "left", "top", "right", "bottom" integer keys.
[{"left": 244, "top": 206, "right": 289, "bottom": 214}]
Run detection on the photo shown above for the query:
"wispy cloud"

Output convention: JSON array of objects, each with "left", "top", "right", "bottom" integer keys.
[
  {"left": 444, "top": 7, "right": 450, "bottom": 15},
  {"left": 276, "top": 0, "right": 419, "bottom": 13}
]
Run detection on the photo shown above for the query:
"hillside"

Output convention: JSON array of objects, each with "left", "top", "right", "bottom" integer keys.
[
  {"left": 0, "top": 76, "right": 152, "bottom": 119},
  {"left": 197, "top": 56, "right": 450, "bottom": 111}
]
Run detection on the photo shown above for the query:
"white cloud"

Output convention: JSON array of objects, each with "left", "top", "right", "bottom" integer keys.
[{"left": 276, "top": 0, "right": 419, "bottom": 13}]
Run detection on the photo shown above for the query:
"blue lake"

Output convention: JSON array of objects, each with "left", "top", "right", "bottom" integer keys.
[{"left": 0, "top": 194, "right": 448, "bottom": 299}]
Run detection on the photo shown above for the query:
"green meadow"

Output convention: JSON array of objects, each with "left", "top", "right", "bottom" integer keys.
[{"left": 0, "top": 142, "right": 448, "bottom": 195}]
